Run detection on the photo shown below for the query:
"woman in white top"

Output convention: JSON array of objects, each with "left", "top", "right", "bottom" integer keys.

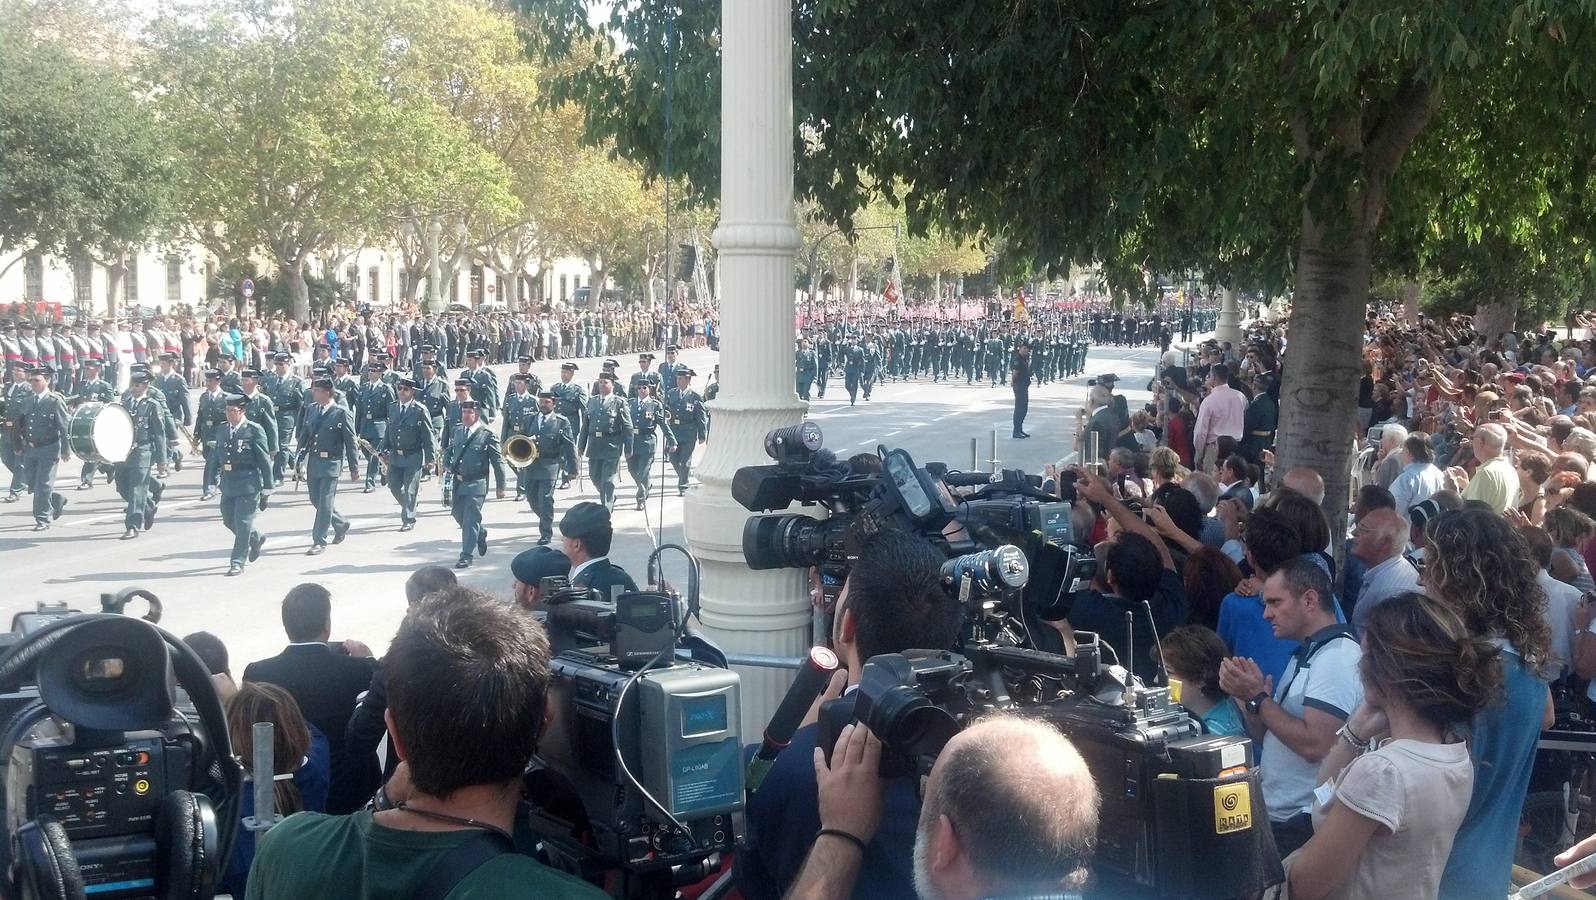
[{"left": 1286, "top": 590, "right": 1503, "bottom": 900}]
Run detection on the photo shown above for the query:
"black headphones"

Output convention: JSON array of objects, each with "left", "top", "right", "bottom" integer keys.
[{"left": 0, "top": 614, "right": 242, "bottom": 900}]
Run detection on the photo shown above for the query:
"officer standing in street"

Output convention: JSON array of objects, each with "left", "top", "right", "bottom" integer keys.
[
  {"left": 517, "top": 391, "right": 575, "bottom": 545},
  {"left": 626, "top": 380, "right": 676, "bottom": 510},
  {"left": 463, "top": 349, "right": 499, "bottom": 423},
  {"left": 115, "top": 372, "right": 167, "bottom": 540},
  {"left": 814, "top": 331, "right": 832, "bottom": 399},
  {"left": 216, "top": 394, "right": 272, "bottom": 575},
  {"left": 71, "top": 359, "right": 116, "bottom": 490},
  {"left": 795, "top": 338, "right": 817, "bottom": 401},
  {"left": 629, "top": 353, "right": 661, "bottom": 397},
  {"left": 1011, "top": 340, "right": 1033, "bottom": 439},
  {"left": 380, "top": 378, "right": 438, "bottom": 532},
  {"left": 580, "top": 372, "right": 631, "bottom": 509},
  {"left": 440, "top": 378, "right": 473, "bottom": 506},
  {"left": 445, "top": 400, "right": 505, "bottom": 569},
  {"left": 665, "top": 368, "right": 707, "bottom": 495},
  {"left": 265, "top": 352, "right": 304, "bottom": 485},
  {"left": 842, "top": 337, "right": 865, "bottom": 406},
  {"left": 195, "top": 369, "right": 227, "bottom": 500},
  {"left": 551, "top": 362, "right": 587, "bottom": 489},
  {"left": 658, "top": 345, "right": 681, "bottom": 385},
  {"left": 1, "top": 360, "right": 30, "bottom": 503},
  {"left": 155, "top": 354, "right": 191, "bottom": 472},
  {"left": 238, "top": 370, "right": 279, "bottom": 503},
  {"left": 354, "top": 363, "right": 394, "bottom": 492},
  {"left": 298, "top": 378, "right": 360, "bottom": 555},
  {"left": 12, "top": 366, "right": 70, "bottom": 530},
  {"left": 502, "top": 356, "right": 542, "bottom": 407},
  {"left": 502, "top": 373, "right": 539, "bottom": 501}
]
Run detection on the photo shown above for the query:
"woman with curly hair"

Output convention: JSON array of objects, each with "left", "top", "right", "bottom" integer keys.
[
  {"left": 1425, "top": 508, "right": 1555, "bottom": 900},
  {"left": 1288, "top": 591, "right": 1503, "bottom": 900}
]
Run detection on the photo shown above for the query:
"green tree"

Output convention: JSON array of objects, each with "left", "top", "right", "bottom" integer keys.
[{"left": 523, "top": 0, "right": 1596, "bottom": 532}]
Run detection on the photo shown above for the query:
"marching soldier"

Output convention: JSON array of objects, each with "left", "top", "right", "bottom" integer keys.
[
  {"left": 445, "top": 400, "right": 505, "bottom": 569},
  {"left": 412, "top": 344, "right": 447, "bottom": 384},
  {"left": 628, "top": 353, "right": 662, "bottom": 397},
  {"left": 665, "top": 367, "right": 707, "bottom": 495},
  {"left": 416, "top": 360, "right": 450, "bottom": 480},
  {"left": 657, "top": 345, "right": 681, "bottom": 385},
  {"left": 626, "top": 380, "right": 676, "bottom": 510},
  {"left": 238, "top": 370, "right": 280, "bottom": 502},
  {"left": 71, "top": 359, "right": 116, "bottom": 490},
  {"left": 516, "top": 391, "right": 575, "bottom": 545},
  {"left": 217, "top": 355, "right": 244, "bottom": 395},
  {"left": 842, "top": 337, "right": 865, "bottom": 406},
  {"left": 551, "top": 363, "right": 587, "bottom": 489},
  {"left": 195, "top": 370, "right": 228, "bottom": 500},
  {"left": 2, "top": 360, "right": 34, "bottom": 502},
  {"left": 265, "top": 353, "right": 305, "bottom": 485},
  {"left": 814, "top": 331, "right": 832, "bottom": 399},
  {"left": 463, "top": 349, "right": 499, "bottom": 423},
  {"left": 439, "top": 378, "right": 474, "bottom": 506},
  {"left": 596, "top": 359, "right": 629, "bottom": 399},
  {"left": 861, "top": 339, "right": 881, "bottom": 401},
  {"left": 502, "top": 374, "right": 540, "bottom": 500},
  {"left": 333, "top": 357, "right": 360, "bottom": 401},
  {"left": 580, "top": 373, "right": 631, "bottom": 509},
  {"left": 155, "top": 354, "right": 191, "bottom": 472},
  {"left": 379, "top": 378, "right": 438, "bottom": 532},
  {"left": 502, "top": 356, "right": 542, "bottom": 407},
  {"left": 115, "top": 372, "right": 167, "bottom": 540},
  {"left": 12, "top": 366, "right": 70, "bottom": 529},
  {"left": 216, "top": 394, "right": 272, "bottom": 576},
  {"left": 298, "top": 378, "right": 360, "bottom": 556},
  {"left": 795, "top": 338, "right": 817, "bottom": 401},
  {"left": 354, "top": 363, "right": 394, "bottom": 492}
]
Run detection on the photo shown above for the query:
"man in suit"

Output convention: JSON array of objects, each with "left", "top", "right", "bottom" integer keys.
[
  {"left": 354, "top": 363, "right": 394, "bottom": 492},
  {"left": 242, "top": 583, "right": 378, "bottom": 815},
  {"left": 626, "top": 380, "right": 676, "bottom": 511},
  {"left": 380, "top": 378, "right": 438, "bottom": 531},
  {"left": 580, "top": 372, "right": 631, "bottom": 509},
  {"left": 298, "top": 378, "right": 360, "bottom": 555},
  {"left": 629, "top": 352, "right": 662, "bottom": 397},
  {"left": 216, "top": 394, "right": 273, "bottom": 575},
  {"left": 12, "top": 366, "right": 71, "bottom": 530},
  {"left": 115, "top": 372, "right": 168, "bottom": 540},
  {"left": 560, "top": 502, "right": 639, "bottom": 601},
  {"left": 515, "top": 391, "right": 575, "bottom": 545},
  {"left": 665, "top": 368, "right": 707, "bottom": 495},
  {"left": 445, "top": 400, "right": 505, "bottom": 569}
]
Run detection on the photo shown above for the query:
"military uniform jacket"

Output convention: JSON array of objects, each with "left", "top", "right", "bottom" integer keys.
[
  {"left": 14, "top": 391, "right": 70, "bottom": 457},
  {"left": 195, "top": 390, "right": 229, "bottom": 441},
  {"left": 516, "top": 409, "right": 575, "bottom": 480},
  {"left": 580, "top": 394, "right": 631, "bottom": 460},
  {"left": 501, "top": 392, "right": 540, "bottom": 439},
  {"left": 467, "top": 368, "right": 499, "bottom": 421},
  {"left": 445, "top": 423, "right": 505, "bottom": 492},
  {"left": 795, "top": 349, "right": 818, "bottom": 378},
  {"left": 381, "top": 401, "right": 438, "bottom": 467},
  {"left": 503, "top": 374, "right": 542, "bottom": 407},
  {"left": 298, "top": 403, "right": 359, "bottom": 478},
  {"left": 354, "top": 381, "right": 395, "bottom": 437},
  {"left": 593, "top": 378, "right": 628, "bottom": 400},
  {"left": 628, "top": 396, "right": 676, "bottom": 458},
  {"left": 72, "top": 379, "right": 115, "bottom": 406},
  {"left": 335, "top": 375, "right": 360, "bottom": 402},
  {"left": 665, "top": 389, "right": 708, "bottom": 444},
  {"left": 217, "top": 420, "right": 273, "bottom": 496},
  {"left": 418, "top": 377, "right": 450, "bottom": 425},
  {"left": 121, "top": 394, "right": 168, "bottom": 459},
  {"left": 267, "top": 374, "right": 306, "bottom": 426},
  {"left": 628, "top": 370, "right": 663, "bottom": 396},
  {"left": 158, "top": 373, "right": 191, "bottom": 425},
  {"left": 242, "top": 392, "right": 279, "bottom": 454},
  {"left": 842, "top": 346, "right": 865, "bottom": 372},
  {"left": 552, "top": 380, "right": 587, "bottom": 422},
  {"left": 219, "top": 371, "right": 244, "bottom": 395},
  {"left": 657, "top": 361, "right": 679, "bottom": 385}
]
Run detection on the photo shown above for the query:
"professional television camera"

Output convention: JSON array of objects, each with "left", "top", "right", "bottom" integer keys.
[
  {"left": 0, "top": 591, "right": 241, "bottom": 900},
  {"left": 527, "top": 546, "right": 744, "bottom": 900}
]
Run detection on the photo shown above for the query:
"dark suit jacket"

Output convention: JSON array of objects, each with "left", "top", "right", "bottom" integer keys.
[
  {"left": 242, "top": 643, "right": 378, "bottom": 814},
  {"left": 571, "top": 559, "right": 639, "bottom": 602}
]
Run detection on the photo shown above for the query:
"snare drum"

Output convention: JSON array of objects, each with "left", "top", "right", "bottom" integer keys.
[{"left": 68, "top": 402, "right": 135, "bottom": 466}]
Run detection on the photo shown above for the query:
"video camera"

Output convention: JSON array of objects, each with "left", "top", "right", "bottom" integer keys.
[
  {"left": 0, "top": 592, "right": 241, "bottom": 900},
  {"left": 526, "top": 547, "right": 744, "bottom": 900}
]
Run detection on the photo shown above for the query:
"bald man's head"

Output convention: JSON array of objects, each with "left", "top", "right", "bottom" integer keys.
[
  {"left": 1352, "top": 507, "right": 1407, "bottom": 567},
  {"left": 1281, "top": 467, "right": 1326, "bottom": 505},
  {"left": 914, "top": 716, "right": 1099, "bottom": 900}
]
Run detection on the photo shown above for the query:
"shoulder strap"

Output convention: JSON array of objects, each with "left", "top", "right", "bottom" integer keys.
[{"left": 413, "top": 830, "right": 514, "bottom": 900}]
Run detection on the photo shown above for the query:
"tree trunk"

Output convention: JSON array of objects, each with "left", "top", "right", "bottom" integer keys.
[
  {"left": 284, "top": 263, "right": 310, "bottom": 323},
  {"left": 1474, "top": 299, "right": 1520, "bottom": 345},
  {"left": 1401, "top": 279, "right": 1421, "bottom": 324},
  {"left": 104, "top": 254, "right": 126, "bottom": 321}
]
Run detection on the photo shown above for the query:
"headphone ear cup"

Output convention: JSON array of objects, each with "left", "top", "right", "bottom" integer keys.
[
  {"left": 155, "top": 791, "right": 217, "bottom": 900},
  {"left": 16, "top": 817, "right": 85, "bottom": 900}
]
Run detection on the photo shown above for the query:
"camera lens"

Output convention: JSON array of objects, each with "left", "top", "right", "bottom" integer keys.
[{"left": 742, "top": 514, "right": 839, "bottom": 570}]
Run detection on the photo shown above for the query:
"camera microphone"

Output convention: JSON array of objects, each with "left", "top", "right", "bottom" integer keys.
[{"left": 745, "top": 646, "right": 840, "bottom": 794}]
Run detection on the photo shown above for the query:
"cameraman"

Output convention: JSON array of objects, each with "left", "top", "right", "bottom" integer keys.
[
  {"left": 737, "top": 530, "right": 961, "bottom": 900},
  {"left": 789, "top": 715, "right": 1099, "bottom": 900},
  {"left": 246, "top": 587, "right": 606, "bottom": 899}
]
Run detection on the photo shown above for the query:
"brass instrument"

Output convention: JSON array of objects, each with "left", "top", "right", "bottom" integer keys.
[
  {"left": 504, "top": 433, "right": 541, "bottom": 470},
  {"left": 356, "top": 435, "right": 388, "bottom": 475}
]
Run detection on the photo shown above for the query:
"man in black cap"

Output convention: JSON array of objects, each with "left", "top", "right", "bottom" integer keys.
[
  {"left": 795, "top": 337, "right": 817, "bottom": 401},
  {"left": 265, "top": 352, "right": 305, "bottom": 485},
  {"left": 333, "top": 357, "right": 359, "bottom": 401},
  {"left": 381, "top": 378, "right": 438, "bottom": 531},
  {"left": 551, "top": 362, "right": 587, "bottom": 488},
  {"left": 515, "top": 391, "right": 575, "bottom": 545},
  {"left": 658, "top": 345, "right": 681, "bottom": 385},
  {"left": 216, "top": 354, "right": 244, "bottom": 394},
  {"left": 560, "top": 501, "right": 639, "bottom": 600},
  {"left": 665, "top": 367, "right": 707, "bottom": 495},
  {"left": 70, "top": 358, "right": 117, "bottom": 490},
  {"left": 12, "top": 366, "right": 70, "bottom": 528},
  {"left": 503, "top": 355, "right": 542, "bottom": 406},
  {"left": 440, "top": 378, "right": 473, "bottom": 505},
  {"left": 115, "top": 371, "right": 168, "bottom": 539},
  {"left": 155, "top": 354, "right": 191, "bottom": 472},
  {"left": 298, "top": 378, "right": 360, "bottom": 555},
  {"left": 630, "top": 353, "right": 662, "bottom": 397},
  {"left": 509, "top": 544, "right": 571, "bottom": 613},
  {"left": 626, "top": 380, "right": 676, "bottom": 510},
  {"left": 596, "top": 358, "right": 628, "bottom": 399},
  {"left": 1010, "top": 340, "right": 1033, "bottom": 439},
  {"left": 354, "top": 363, "right": 394, "bottom": 492},
  {"left": 239, "top": 369, "right": 280, "bottom": 483},
  {"left": 445, "top": 400, "right": 505, "bottom": 569},
  {"left": 216, "top": 394, "right": 272, "bottom": 575},
  {"left": 580, "top": 372, "right": 631, "bottom": 509},
  {"left": 502, "top": 373, "right": 539, "bottom": 501},
  {"left": 195, "top": 369, "right": 228, "bottom": 499},
  {"left": 463, "top": 348, "right": 499, "bottom": 423},
  {"left": 412, "top": 344, "right": 446, "bottom": 384}
]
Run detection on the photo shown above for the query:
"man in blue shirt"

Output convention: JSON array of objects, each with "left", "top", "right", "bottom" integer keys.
[{"left": 1216, "top": 507, "right": 1304, "bottom": 684}]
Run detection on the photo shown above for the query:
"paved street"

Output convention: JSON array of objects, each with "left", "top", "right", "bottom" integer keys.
[{"left": 1, "top": 342, "right": 1164, "bottom": 668}]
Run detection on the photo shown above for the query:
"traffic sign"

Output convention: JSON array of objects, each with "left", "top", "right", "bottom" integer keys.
[{"left": 240, "top": 278, "right": 254, "bottom": 298}]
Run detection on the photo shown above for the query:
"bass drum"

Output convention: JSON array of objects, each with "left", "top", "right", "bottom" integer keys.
[{"left": 68, "top": 402, "right": 135, "bottom": 466}]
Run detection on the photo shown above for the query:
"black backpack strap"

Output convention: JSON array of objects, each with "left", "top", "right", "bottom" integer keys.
[{"left": 413, "top": 831, "right": 515, "bottom": 900}]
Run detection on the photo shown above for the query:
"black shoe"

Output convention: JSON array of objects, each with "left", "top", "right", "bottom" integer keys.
[
  {"left": 50, "top": 495, "right": 66, "bottom": 520},
  {"left": 150, "top": 481, "right": 165, "bottom": 504},
  {"left": 226, "top": 564, "right": 243, "bottom": 576},
  {"left": 537, "top": 535, "right": 551, "bottom": 546},
  {"left": 258, "top": 494, "right": 269, "bottom": 511},
  {"left": 2, "top": 491, "right": 17, "bottom": 503},
  {"left": 636, "top": 500, "right": 645, "bottom": 510},
  {"left": 121, "top": 528, "right": 138, "bottom": 540},
  {"left": 105, "top": 472, "right": 113, "bottom": 485},
  {"left": 362, "top": 485, "right": 374, "bottom": 494},
  {"left": 201, "top": 490, "right": 214, "bottom": 501},
  {"left": 306, "top": 544, "right": 325, "bottom": 556},
  {"left": 455, "top": 557, "right": 471, "bottom": 569},
  {"left": 514, "top": 491, "right": 524, "bottom": 501},
  {"left": 332, "top": 522, "right": 349, "bottom": 544},
  {"left": 1013, "top": 432, "right": 1029, "bottom": 439},
  {"left": 143, "top": 508, "right": 155, "bottom": 531},
  {"left": 249, "top": 533, "right": 265, "bottom": 562},
  {"left": 174, "top": 458, "right": 183, "bottom": 472},
  {"left": 477, "top": 529, "right": 488, "bottom": 557},
  {"left": 399, "top": 522, "right": 414, "bottom": 532},
  {"left": 559, "top": 480, "right": 571, "bottom": 490},
  {"left": 77, "top": 482, "right": 92, "bottom": 491},
  {"left": 32, "top": 522, "right": 48, "bottom": 532}
]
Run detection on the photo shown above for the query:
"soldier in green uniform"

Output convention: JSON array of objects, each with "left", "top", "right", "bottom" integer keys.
[
  {"left": 665, "top": 368, "right": 707, "bottom": 495},
  {"left": 516, "top": 391, "right": 576, "bottom": 545},
  {"left": 415, "top": 360, "right": 449, "bottom": 484},
  {"left": 2, "top": 360, "right": 32, "bottom": 502},
  {"left": 551, "top": 362, "right": 587, "bottom": 489},
  {"left": 463, "top": 349, "right": 499, "bottom": 424},
  {"left": 842, "top": 338, "right": 865, "bottom": 406},
  {"left": 195, "top": 370, "right": 228, "bottom": 500},
  {"left": 380, "top": 378, "right": 438, "bottom": 532},
  {"left": 446, "top": 400, "right": 505, "bottom": 569},
  {"left": 813, "top": 332, "right": 832, "bottom": 398},
  {"left": 375, "top": 352, "right": 402, "bottom": 390},
  {"left": 502, "top": 374, "right": 540, "bottom": 501},
  {"left": 596, "top": 359, "right": 628, "bottom": 399},
  {"left": 298, "top": 378, "right": 360, "bottom": 555},
  {"left": 657, "top": 345, "right": 681, "bottom": 386},
  {"left": 238, "top": 370, "right": 279, "bottom": 509},
  {"left": 155, "top": 354, "right": 191, "bottom": 472},
  {"left": 626, "top": 380, "right": 676, "bottom": 510},
  {"left": 333, "top": 358, "right": 360, "bottom": 402},
  {"left": 265, "top": 352, "right": 305, "bottom": 485},
  {"left": 503, "top": 356, "right": 542, "bottom": 408},
  {"left": 12, "top": 366, "right": 70, "bottom": 529},
  {"left": 440, "top": 378, "right": 473, "bottom": 506},
  {"left": 217, "top": 355, "right": 244, "bottom": 395},
  {"left": 795, "top": 338, "right": 817, "bottom": 400},
  {"left": 580, "top": 373, "right": 631, "bottom": 509},
  {"left": 71, "top": 359, "right": 116, "bottom": 489},
  {"left": 354, "top": 363, "right": 394, "bottom": 492},
  {"left": 115, "top": 372, "right": 168, "bottom": 540},
  {"left": 412, "top": 344, "right": 447, "bottom": 384},
  {"left": 628, "top": 353, "right": 662, "bottom": 397},
  {"left": 216, "top": 394, "right": 272, "bottom": 575}
]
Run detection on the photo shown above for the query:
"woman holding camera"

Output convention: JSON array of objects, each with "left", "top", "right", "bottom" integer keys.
[{"left": 1284, "top": 590, "right": 1501, "bottom": 900}]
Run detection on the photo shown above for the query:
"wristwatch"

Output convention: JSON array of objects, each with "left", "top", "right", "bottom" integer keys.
[{"left": 1246, "top": 692, "right": 1269, "bottom": 715}]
